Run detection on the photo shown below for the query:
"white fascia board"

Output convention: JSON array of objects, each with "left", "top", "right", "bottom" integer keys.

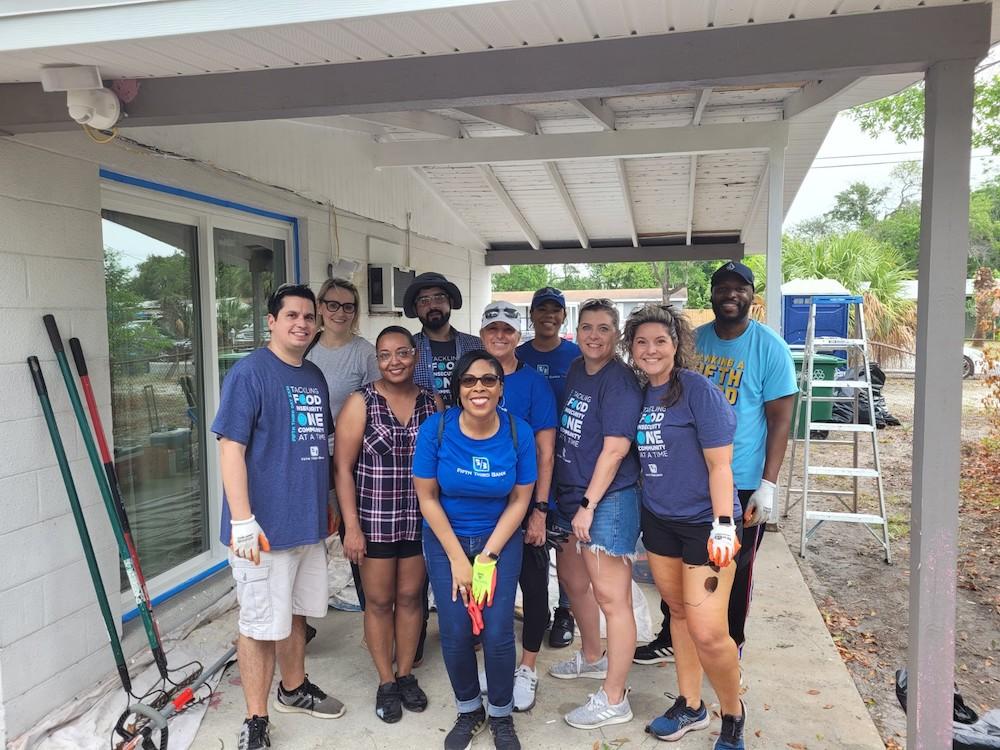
[
  {"left": 0, "top": 0, "right": 515, "bottom": 51},
  {"left": 375, "top": 121, "right": 790, "bottom": 168}
]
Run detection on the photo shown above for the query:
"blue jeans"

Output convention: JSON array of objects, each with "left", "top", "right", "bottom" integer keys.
[{"left": 423, "top": 527, "right": 523, "bottom": 717}]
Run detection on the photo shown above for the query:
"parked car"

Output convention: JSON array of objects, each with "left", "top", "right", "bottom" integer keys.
[{"left": 962, "top": 346, "right": 1000, "bottom": 379}]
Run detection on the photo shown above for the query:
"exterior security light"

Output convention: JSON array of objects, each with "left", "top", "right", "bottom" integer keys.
[{"left": 39, "top": 65, "right": 122, "bottom": 131}]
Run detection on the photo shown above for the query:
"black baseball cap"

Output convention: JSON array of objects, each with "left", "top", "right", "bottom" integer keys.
[{"left": 711, "top": 261, "right": 755, "bottom": 289}]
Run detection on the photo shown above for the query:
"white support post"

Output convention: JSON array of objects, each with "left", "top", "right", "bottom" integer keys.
[
  {"left": 908, "top": 58, "right": 977, "bottom": 750},
  {"left": 765, "top": 145, "right": 785, "bottom": 331}
]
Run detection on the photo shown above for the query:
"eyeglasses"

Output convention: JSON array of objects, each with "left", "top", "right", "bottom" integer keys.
[
  {"left": 458, "top": 373, "right": 502, "bottom": 388},
  {"left": 376, "top": 347, "right": 416, "bottom": 363},
  {"left": 416, "top": 292, "right": 449, "bottom": 307},
  {"left": 320, "top": 299, "right": 357, "bottom": 314},
  {"left": 483, "top": 307, "right": 518, "bottom": 319}
]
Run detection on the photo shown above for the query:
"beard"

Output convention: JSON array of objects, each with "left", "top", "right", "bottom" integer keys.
[
  {"left": 712, "top": 296, "right": 751, "bottom": 324},
  {"left": 419, "top": 309, "right": 451, "bottom": 332}
]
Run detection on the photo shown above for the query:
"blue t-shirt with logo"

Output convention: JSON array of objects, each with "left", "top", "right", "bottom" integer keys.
[
  {"left": 555, "top": 358, "right": 642, "bottom": 514},
  {"left": 429, "top": 338, "right": 458, "bottom": 406},
  {"left": 414, "top": 408, "right": 538, "bottom": 536},
  {"left": 212, "top": 348, "right": 331, "bottom": 550},
  {"left": 516, "top": 339, "right": 581, "bottom": 406},
  {"left": 638, "top": 369, "right": 741, "bottom": 523},
  {"left": 693, "top": 320, "right": 797, "bottom": 490},
  {"left": 500, "top": 361, "right": 558, "bottom": 434}
]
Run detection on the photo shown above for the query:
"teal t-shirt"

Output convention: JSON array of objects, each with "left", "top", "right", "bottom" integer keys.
[{"left": 693, "top": 320, "right": 797, "bottom": 490}]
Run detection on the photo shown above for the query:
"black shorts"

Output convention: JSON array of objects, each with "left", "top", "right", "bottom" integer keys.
[
  {"left": 641, "top": 506, "right": 744, "bottom": 566},
  {"left": 365, "top": 538, "right": 423, "bottom": 559}
]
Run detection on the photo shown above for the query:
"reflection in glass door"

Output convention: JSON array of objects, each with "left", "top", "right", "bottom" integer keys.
[
  {"left": 101, "top": 210, "right": 208, "bottom": 585},
  {"left": 214, "top": 227, "right": 286, "bottom": 382}
]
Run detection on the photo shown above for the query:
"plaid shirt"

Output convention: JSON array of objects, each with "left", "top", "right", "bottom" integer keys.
[
  {"left": 354, "top": 383, "right": 438, "bottom": 543},
  {"left": 412, "top": 329, "right": 483, "bottom": 402}
]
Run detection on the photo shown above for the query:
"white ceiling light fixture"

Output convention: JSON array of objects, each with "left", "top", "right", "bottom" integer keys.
[{"left": 40, "top": 64, "right": 121, "bottom": 131}]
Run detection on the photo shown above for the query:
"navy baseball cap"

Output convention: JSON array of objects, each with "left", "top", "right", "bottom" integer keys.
[
  {"left": 530, "top": 286, "right": 566, "bottom": 309},
  {"left": 711, "top": 261, "right": 755, "bottom": 289}
]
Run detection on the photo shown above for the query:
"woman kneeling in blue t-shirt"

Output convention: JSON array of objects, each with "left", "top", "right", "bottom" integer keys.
[
  {"left": 414, "top": 351, "right": 537, "bottom": 750},
  {"left": 623, "top": 304, "right": 747, "bottom": 750}
]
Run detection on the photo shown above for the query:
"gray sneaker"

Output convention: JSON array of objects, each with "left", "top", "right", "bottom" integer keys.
[
  {"left": 548, "top": 650, "right": 608, "bottom": 680},
  {"left": 274, "top": 677, "right": 346, "bottom": 718},
  {"left": 565, "top": 688, "right": 633, "bottom": 729}
]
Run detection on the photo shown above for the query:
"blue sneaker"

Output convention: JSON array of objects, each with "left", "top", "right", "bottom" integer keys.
[
  {"left": 714, "top": 700, "right": 747, "bottom": 750},
  {"left": 646, "top": 695, "right": 709, "bottom": 741}
]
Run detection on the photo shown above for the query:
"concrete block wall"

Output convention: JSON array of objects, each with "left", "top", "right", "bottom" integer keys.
[
  {"left": 0, "top": 130, "right": 490, "bottom": 741},
  {"left": 0, "top": 137, "right": 121, "bottom": 744}
]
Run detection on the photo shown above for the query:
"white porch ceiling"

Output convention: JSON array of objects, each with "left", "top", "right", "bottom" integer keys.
[{"left": 0, "top": 0, "right": 993, "bottom": 256}]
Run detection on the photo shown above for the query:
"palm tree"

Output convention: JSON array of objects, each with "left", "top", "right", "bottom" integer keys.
[{"left": 781, "top": 232, "right": 916, "bottom": 366}]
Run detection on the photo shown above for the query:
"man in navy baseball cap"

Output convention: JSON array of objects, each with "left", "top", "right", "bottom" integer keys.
[{"left": 710, "top": 260, "right": 755, "bottom": 290}]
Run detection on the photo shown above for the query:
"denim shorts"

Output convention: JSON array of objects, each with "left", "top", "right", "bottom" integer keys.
[{"left": 553, "top": 484, "right": 641, "bottom": 559}]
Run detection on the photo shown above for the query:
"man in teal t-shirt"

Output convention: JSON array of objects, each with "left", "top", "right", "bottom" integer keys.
[{"left": 635, "top": 261, "right": 796, "bottom": 665}]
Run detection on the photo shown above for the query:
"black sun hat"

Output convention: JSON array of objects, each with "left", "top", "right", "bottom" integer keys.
[{"left": 402, "top": 272, "right": 463, "bottom": 318}]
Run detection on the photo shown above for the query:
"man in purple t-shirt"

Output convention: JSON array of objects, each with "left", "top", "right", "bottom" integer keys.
[{"left": 212, "top": 284, "right": 344, "bottom": 750}]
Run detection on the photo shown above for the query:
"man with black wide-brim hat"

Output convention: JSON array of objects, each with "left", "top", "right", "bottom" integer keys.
[{"left": 403, "top": 271, "right": 483, "bottom": 406}]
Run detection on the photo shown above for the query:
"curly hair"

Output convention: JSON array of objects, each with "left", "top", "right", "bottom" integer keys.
[{"left": 621, "top": 304, "right": 694, "bottom": 408}]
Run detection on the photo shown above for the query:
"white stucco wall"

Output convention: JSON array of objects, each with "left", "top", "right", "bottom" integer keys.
[{"left": 0, "top": 129, "right": 488, "bottom": 742}]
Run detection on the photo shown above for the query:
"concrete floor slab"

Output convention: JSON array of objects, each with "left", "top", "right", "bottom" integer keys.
[{"left": 190, "top": 533, "right": 885, "bottom": 749}]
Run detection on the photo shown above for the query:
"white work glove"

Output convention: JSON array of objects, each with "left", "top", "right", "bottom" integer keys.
[
  {"left": 230, "top": 515, "right": 271, "bottom": 565},
  {"left": 743, "top": 479, "right": 776, "bottom": 528},
  {"left": 707, "top": 517, "right": 741, "bottom": 568}
]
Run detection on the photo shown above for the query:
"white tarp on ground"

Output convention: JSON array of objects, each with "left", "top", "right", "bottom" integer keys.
[{"left": 10, "top": 593, "right": 238, "bottom": 750}]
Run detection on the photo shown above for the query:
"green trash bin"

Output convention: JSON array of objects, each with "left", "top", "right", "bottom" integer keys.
[{"left": 790, "top": 352, "right": 846, "bottom": 438}]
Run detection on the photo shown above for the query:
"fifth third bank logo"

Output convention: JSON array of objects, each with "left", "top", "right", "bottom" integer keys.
[{"left": 473, "top": 456, "right": 490, "bottom": 473}]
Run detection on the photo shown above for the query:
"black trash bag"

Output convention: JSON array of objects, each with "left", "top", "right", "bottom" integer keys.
[
  {"left": 826, "top": 364, "right": 900, "bottom": 429},
  {"left": 895, "top": 668, "right": 1000, "bottom": 749}
]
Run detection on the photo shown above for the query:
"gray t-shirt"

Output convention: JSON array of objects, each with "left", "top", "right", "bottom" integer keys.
[{"left": 306, "top": 335, "right": 380, "bottom": 423}]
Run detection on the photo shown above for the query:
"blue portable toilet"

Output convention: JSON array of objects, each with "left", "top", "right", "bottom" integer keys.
[{"left": 781, "top": 279, "right": 852, "bottom": 358}]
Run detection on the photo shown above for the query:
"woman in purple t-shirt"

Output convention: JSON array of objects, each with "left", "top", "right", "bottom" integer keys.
[
  {"left": 549, "top": 298, "right": 643, "bottom": 731},
  {"left": 623, "top": 304, "right": 747, "bottom": 750}
]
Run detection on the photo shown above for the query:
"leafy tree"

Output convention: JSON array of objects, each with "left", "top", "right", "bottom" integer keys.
[
  {"left": 825, "top": 182, "right": 889, "bottom": 230},
  {"left": 104, "top": 248, "right": 174, "bottom": 363},
  {"left": 871, "top": 202, "right": 921, "bottom": 269},
  {"left": 850, "top": 68, "right": 1000, "bottom": 154},
  {"left": 492, "top": 264, "right": 551, "bottom": 292},
  {"left": 131, "top": 253, "right": 191, "bottom": 301},
  {"left": 587, "top": 262, "right": 657, "bottom": 290},
  {"left": 782, "top": 232, "right": 916, "bottom": 364}
]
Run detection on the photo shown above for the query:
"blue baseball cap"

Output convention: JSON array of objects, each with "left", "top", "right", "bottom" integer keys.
[
  {"left": 530, "top": 286, "right": 566, "bottom": 310},
  {"left": 711, "top": 261, "right": 755, "bottom": 289}
]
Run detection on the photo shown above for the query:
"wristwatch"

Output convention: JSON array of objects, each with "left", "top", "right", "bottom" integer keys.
[
  {"left": 483, "top": 549, "right": 500, "bottom": 562},
  {"left": 532, "top": 501, "right": 549, "bottom": 513},
  {"left": 580, "top": 495, "right": 594, "bottom": 509}
]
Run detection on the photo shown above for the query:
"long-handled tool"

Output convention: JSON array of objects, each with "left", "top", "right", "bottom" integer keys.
[
  {"left": 28, "top": 356, "right": 134, "bottom": 696},
  {"left": 43, "top": 315, "right": 170, "bottom": 680},
  {"left": 68, "top": 337, "right": 164, "bottom": 655}
]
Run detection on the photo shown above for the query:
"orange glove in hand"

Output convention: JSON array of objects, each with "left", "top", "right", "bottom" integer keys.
[
  {"left": 707, "top": 517, "right": 740, "bottom": 568},
  {"left": 467, "top": 599, "right": 484, "bottom": 635}
]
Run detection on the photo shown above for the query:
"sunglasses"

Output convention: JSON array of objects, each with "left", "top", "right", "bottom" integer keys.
[
  {"left": 581, "top": 297, "right": 614, "bottom": 310},
  {"left": 458, "top": 374, "right": 502, "bottom": 388},
  {"left": 320, "top": 299, "right": 357, "bottom": 314},
  {"left": 484, "top": 307, "right": 519, "bottom": 319},
  {"left": 376, "top": 347, "right": 416, "bottom": 363}
]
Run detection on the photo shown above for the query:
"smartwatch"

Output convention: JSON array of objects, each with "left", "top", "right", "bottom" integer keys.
[
  {"left": 532, "top": 501, "right": 549, "bottom": 513},
  {"left": 718, "top": 515, "right": 733, "bottom": 525},
  {"left": 580, "top": 496, "right": 593, "bottom": 509},
  {"left": 483, "top": 549, "right": 499, "bottom": 562}
]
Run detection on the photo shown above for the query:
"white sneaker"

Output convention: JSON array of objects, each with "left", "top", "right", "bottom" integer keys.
[
  {"left": 548, "top": 650, "right": 608, "bottom": 680},
  {"left": 512, "top": 665, "right": 537, "bottom": 712},
  {"left": 479, "top": 668, "right": 488, "bottom": 696},
  {"left": 565, "top": 687, "right": 633, "bottom": 729}
]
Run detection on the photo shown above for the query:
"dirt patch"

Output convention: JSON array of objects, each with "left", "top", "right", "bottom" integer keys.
[{"left": 780, "top": 378, "right": 1000, "bottom": 747}]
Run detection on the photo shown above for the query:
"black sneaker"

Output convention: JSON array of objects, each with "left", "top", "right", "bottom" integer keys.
[
  {"left": 396, "top": 673, "right": 428, "bottom": 712},
  {"left": 444, "top": 705, "right": 487, "bottom": 750},
  {"left": 714, "top": 700, "right": 747, "bottom": 750},
  {"left": 238, "top": 715, "right": 270, "bottom": 750},
  {"left": 489, "top": 715, "right": 521, "bottom": 750},
  {"left": 375, "top": 681, "right": 402, "bottom": 723},
  {"left": 548, "top": 607, "right": 575, "bottom": 649},
  {"left": 633, "top": 633, "right": 675, "bottom": 664},
  {"left": 274, "top": 676, "right": 346, "bottom": 718}
]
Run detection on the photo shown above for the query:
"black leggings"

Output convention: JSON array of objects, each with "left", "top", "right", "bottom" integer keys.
[
  {"left": 518, "top": 542, "right": 551, "bottom": 653},
  {"left": 657, "top": 490, "right": 765, "bottom": 650}
]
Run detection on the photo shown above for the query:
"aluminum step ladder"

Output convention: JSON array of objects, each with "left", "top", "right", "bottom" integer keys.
[{"left": 783, "top": 295, "right": 892, "bottom": 563}]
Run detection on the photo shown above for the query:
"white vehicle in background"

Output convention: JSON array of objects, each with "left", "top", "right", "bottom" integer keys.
[{"left": 962, "top": 346, "right": 1000, "bottom": 379}]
